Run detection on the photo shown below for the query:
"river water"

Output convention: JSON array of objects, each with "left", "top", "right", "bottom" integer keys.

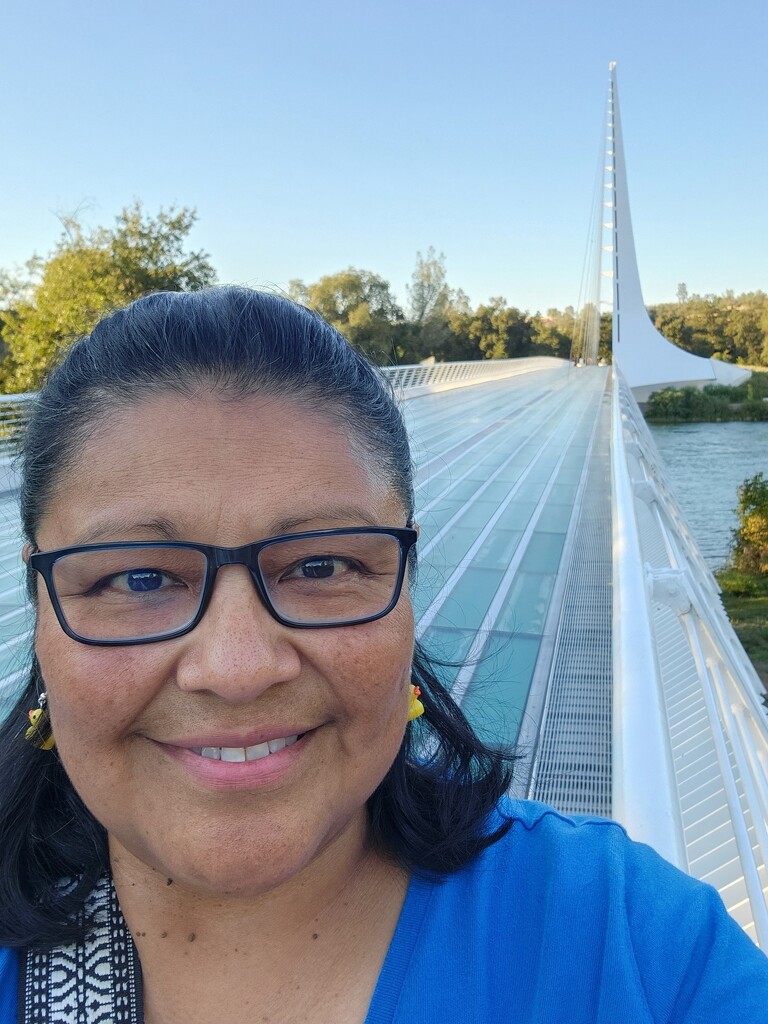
[{"left": 648, "top": 421, "right": 768, "bottom": 570}]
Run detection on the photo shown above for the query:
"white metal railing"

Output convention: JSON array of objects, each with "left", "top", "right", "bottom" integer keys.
[
  {"left": 0, "top": 392, "right": 35, "bottom": 459},
  {"left": 381, "top": 357, "right": 567, "bottom": 398},
  {"left": 610, "top": 374, "right": 687, "bottom": 865},
  {"left": 0, "top": 362, "right": 569, "bottom": 454},
  {"left": 611, "top": 365, "right": 768, "bottom": 947},
  {"left": 0, "top": 352, "right": 566, "bottom": 470}
]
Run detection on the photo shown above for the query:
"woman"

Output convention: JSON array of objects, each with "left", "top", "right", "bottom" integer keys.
[{"left": 0, "top": 287, "right": 766, "bottom": 1023}]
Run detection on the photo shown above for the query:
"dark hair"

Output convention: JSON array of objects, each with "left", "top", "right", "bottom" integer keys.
[{"left": 0, "top": 287, "right": 514, "bottom": 949}]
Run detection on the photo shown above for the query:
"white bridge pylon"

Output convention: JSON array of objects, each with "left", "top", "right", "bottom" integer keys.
[{"left": 607, "top": 62, "right": 750, "bottom": 402}]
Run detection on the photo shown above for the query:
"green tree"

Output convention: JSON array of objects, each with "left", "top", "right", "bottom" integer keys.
[
  {"left": 730, "top": 473, "right": 768, "bottom": 576},
  {"left": 448, "top": 298, "right": 531, "bottom": 360},
  {"left": 530, "top": 309, "right": 572, "bottom": 358},
  {"left": 689, "top": 293, "right": 727, "bottom": 358},
  {"left": 401, "top": 249, "right": 473, "bottom": 362},
  {"left": 407, "top": 247, "right": 451, "bottom": 327},
  {"left": 652, "top": 306, "right": 695, "bottom": 353},
  {"left": 599, "top": 311, "right": 613, "bottom": 363},
  {"left": 647, "top": 289, "right": 768, "bottom": 368},
  {"left": 289, "top": 268, "right": 403, "bottom": 364},
  {"left": 571, "top": 303, "right": 603, "bottom": 364},
  {"left": 724, "top": 295, "right": 766, "bottom": 365},
  {"left": 0, "top": 203, "right": 215, "bottom": 391}
]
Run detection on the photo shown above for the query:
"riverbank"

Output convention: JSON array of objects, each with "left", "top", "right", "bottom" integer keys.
[
  {"left": 716, "top": 569, "right": 768, "bottom": 703},
  {"left": 644, "top": 369, "right": 768, "bottom": 424}
]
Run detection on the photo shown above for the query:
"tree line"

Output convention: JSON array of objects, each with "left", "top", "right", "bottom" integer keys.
[
  {"left": 650, "top": 284, "right": 768, "bottom": 367},
  {"left": 1, "top": 205, "right": 765, "bottom": 394},
  {"left": 644, "top": 373, "right": 768, "bottom": 423},
  {"left": 0, "top": 205, "right": 573, "bottom": 393}
]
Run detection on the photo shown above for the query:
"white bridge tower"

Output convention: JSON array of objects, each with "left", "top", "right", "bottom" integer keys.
[{"left": 606, "top": 63, "right": 750, "bottom": 401}]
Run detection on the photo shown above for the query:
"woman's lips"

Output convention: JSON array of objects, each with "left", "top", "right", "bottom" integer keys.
[
  {"left": 193, "top": 734, "right": 300, "bottom": 761},
  {"left": 156, "top": 731, "right": 311, "bottom": 789}
]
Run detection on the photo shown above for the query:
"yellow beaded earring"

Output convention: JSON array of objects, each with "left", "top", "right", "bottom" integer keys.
[
  {"left": 407, "top": 684, "right": 425, "bottom": 722},
  {"left": 24, "top": 692, "right": 55, "bottom": 750}
]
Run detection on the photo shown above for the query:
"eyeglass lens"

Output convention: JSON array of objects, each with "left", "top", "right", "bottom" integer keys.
[{"left": 49, "top": 532, "right": 405, "bottom": 641}]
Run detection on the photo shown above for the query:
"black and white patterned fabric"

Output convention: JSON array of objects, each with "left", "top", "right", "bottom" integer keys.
[{"left": 21, "top": 876, "right": 143, "bottom": 1023}]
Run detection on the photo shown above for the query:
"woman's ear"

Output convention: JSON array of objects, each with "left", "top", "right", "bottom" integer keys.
[{"left": 21, "top": 543, "right": 34, "bottom": 565}]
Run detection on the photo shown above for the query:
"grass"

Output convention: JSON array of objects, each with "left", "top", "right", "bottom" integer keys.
[{"left": 715, "top": 569, "right": 768, "bottom": 702}]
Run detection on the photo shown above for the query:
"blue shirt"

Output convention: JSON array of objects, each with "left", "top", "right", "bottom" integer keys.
[{"left": 2, "top": 801, "right": 767, "bottom": 1022}]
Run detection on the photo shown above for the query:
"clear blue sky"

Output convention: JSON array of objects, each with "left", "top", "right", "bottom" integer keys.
[{"left": 3, "top": 0, "right": 766, "bottom": 314}]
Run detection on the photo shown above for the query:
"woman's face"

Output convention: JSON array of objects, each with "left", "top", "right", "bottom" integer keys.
[{"left": 33, "top": 392, "right": 415, "bottom": 896}]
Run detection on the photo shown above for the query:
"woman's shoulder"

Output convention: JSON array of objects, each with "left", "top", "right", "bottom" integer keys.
[
  {"left": 460, "top": 798, "right": 649, "bottom": 881},
  {"left": 404, "top": 798, "right": 768, "bottom": 1021},
  {"left": 0, "top": 946, "right": 18, "bottom": 1024},
  {"left": 481, "top": 796, "right": 661, "bottom": 873},
  {"left": 476, "top": 797, "right": 749, "bottom": 927}
]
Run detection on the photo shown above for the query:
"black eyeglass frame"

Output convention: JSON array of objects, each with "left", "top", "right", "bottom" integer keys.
[{"left": 29, "top": 526, "right": 418, "bottom": 647}]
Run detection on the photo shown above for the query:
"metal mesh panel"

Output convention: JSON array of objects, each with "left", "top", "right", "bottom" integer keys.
[
  {"left": 530, "top": 386, "right": 614, "bottom": 816},
  {"left": 652, "top": 580, "right": 763, "bottom": 943}
]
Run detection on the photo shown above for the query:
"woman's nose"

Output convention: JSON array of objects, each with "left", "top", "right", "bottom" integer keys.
[{"left": 173, "top": 565, "right": 302, "bottom": 701}]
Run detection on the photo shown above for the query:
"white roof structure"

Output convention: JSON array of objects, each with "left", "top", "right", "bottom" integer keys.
[{"left": 608, "top": 63, "right": 751, "bottom": 402}]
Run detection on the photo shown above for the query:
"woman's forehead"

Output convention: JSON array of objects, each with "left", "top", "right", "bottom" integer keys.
[{"left": 38, "top": 393, "right": 403, "bottom": 547}]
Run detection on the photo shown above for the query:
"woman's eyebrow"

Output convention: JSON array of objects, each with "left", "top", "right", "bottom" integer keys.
[
  {"left": 69, "top": 507, "right": 391, "bottom": 546},
  {"left": 72, "top": 517, "right": 182, "bottom": 545},
  {"left": 268, "top": 507, "right": 386, "bottom": 536}
]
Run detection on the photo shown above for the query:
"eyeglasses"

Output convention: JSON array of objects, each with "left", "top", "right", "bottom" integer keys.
[{"left": 29, "top": 527, "right": 418, "bottom": 646}]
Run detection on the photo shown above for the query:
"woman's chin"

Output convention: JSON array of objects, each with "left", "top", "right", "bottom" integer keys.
[{"left": 109, "top": 807, "right": 367, "bottom": 902}]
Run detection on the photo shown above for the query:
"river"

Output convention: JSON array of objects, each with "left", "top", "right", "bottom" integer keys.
[{"left": 648, "top": 421, "right": 768, "bottom": 570}]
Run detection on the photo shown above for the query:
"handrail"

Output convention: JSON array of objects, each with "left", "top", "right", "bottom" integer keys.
[
  {"left": 610, "top": 370, "right": 686, "bottom": 865},
  {"left": 0, "top": 392, "right": 35, "bottom": 459},
  {"left": 612, "top": 364, "right": 768, "bottom": 947},
  {"left": 380, "top": 356, "right": 567, "bottom": 398},
  {"left": 0, "top": 361, "right": 569, "bottom": 454}
]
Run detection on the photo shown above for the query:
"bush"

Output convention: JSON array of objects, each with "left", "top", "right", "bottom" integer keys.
[
  {"left": 644, "top": 371, "right": 768, "bottom": 422},
  {"left": 731, "top": 473, "right": 768, "bottom": 576},
  {"left": 702, "top": 384, "right": 736, "bottom": 400},
  {"left": 740, "top": 399, "right": 768, "bottom": 421},
  {"left": 644, "top": 386, "right": 731, "bottom": 422}
]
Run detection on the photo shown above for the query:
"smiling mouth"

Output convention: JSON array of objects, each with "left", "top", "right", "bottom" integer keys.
[{"left": 190, "top": 735, "right": 302, "bottom": 762}]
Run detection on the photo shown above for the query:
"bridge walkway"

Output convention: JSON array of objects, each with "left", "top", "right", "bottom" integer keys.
[{"left": 406, "top": 364, "right": 611, "bottom": 798}]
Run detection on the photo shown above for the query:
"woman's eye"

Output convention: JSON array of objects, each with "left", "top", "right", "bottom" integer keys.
[
  {"left": 113, "top": 570, "right": 171, "bottom": 592},
  {"left": 287, "top": 557, "right": 355, "bottom": 580}
]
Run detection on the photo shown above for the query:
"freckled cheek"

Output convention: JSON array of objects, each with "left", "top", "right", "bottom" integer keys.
[
  {"left": 36, "top": 618, "right": 165, "bottom": 744},
  {"left": 324, "top": 608, "right": 414, "bottom": 730}
]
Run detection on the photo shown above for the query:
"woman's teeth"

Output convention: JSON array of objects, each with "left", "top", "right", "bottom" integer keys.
[{"left": 193, "top": 735, "right": 299, "bottom": 762}]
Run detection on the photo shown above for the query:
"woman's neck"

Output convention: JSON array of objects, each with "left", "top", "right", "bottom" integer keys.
[{"left": 110, "top": 818, "right": 409, "bottom": 1024}]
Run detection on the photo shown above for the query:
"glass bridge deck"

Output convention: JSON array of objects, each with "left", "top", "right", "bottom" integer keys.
[
  {"left": 0, "top": 365, "right": 610, "bottom": 745},
  {"left": 407, "top": 365, "right": 608, "bottom": 748}
]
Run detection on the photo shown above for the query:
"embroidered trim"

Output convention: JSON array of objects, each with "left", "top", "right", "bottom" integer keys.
[{"left": 21, "top": 876, "right": 142, "bottom": 1024}]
